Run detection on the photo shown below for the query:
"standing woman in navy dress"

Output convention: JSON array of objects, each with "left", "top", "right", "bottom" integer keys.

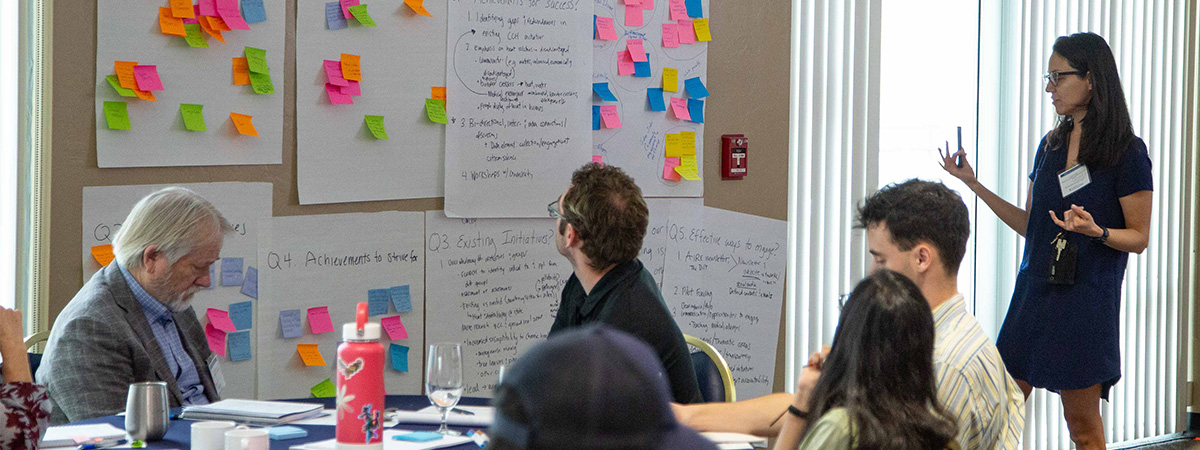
[{"left": 941, "top": 32, "right": 1153, "bottom": 450}]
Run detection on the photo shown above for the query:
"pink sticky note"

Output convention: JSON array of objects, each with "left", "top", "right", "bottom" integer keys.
[
  {"left": 593, "top": 155, "right": 604, "bottom": 164},
  {"left": 625, "top": 4, "right": 644, "bottom": 27},
  {"left": 339, "top": 80, "right": 361, "bottom": 96},
  {"left": 625, "top": 0, "right": 641, "bottom": 5},
  {"left": 678, "top": 20, "right": 696, "bottom": 44},
  {"left": 132, "top": 65, "right": 164, "bottom": 91},
  {"left": 595, "top": 17, "right": 617, "bottom": 40},
  {"left": 198, "top": 0, "right": 217, "bottom": 16},
  {"left": 669, "top": 0, "right": 687, "bottom": 20},
  {"left": 205, "top": 323, "right": 227, "bottom": 357},
  {"left": 670, "top": 97, "right": 691, "bottom": 120},
  {"left": 662, "top": 24, "right": 680, "bottom": 48},
  {"left": 599, "top": 105, "right": 622, "bottom": 129},
  {"left": 617, "top": 51, "right": 635, "bottom": 76},
  {"left": 340, "top": 0, "right": 360, "bottom": 19},
  {"left": 207, "top": 308, "right": 237, "bottom": 332},
  {"left": 381, "top": 316, "right": 409, "bottom": 340},
  {"left": 326, "top": 83, "right": 354, "bottom": 105},
  {"left": 663, "top": 157, "right": 682, "bottom": 181},
  {"left": 324, "top": 60, "right": 349, "bottom": 86},
  {"left": 642, "top": 0, "right": 655, "bottom": 9},
  {"left": 308, "top": 306, "right": 335, "bottom": 334},
  {"left": 215, "top": 0, "right": 250, "bottom": 30},
  {"left": 627, "top": 39, "right": 648, "bottom": 62}
]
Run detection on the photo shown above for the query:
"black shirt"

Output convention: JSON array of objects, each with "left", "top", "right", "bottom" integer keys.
[{"left": 549, "top": 259, "right": 703, "bottom": 404}]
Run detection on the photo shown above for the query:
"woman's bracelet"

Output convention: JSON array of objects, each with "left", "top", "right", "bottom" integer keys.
[{"left": 787, "top": 405, "right": 809, "bottom": 420}]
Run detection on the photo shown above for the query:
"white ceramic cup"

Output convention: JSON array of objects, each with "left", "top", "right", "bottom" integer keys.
[
  {"left": 224, "top": 425, "right": 269, "bottom": 450},
  {"left": 190, "top": 420, "right": 236, "bottom": 450}
]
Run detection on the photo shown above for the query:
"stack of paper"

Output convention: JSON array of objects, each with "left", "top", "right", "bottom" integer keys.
[
  {"left": 40, "top": 423, "right": 126, "bottom": 448},
  {"left": 180, "top": 399, "right": 324, "bottom": 426},
  {"left": 293, "top": 429, "right": 473, "bottom": 450},
  {"left": 392, "top": 406, "right": 493, "bottom": 428},
  {"left": 700, "top": 432, "right": 769, "bottom": 449}
]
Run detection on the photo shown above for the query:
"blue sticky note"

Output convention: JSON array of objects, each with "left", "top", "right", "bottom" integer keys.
[
  {"left": 592, "top": 82, "right": 618, "bottom": 102},
  {"left": 279, "top": 309, "right": 303, "bottom": 339},
  {"left": 221, "top": 257, "right": 244, "bottom": 286},
  {"left": 684, "top": 77, "right": 710, "bottom": 98},
  {"left": 647, "top": 88, "right": 666, "bottom": 111},
  {"left": 688, "top": 98, "right": 705, "bottom": 123},
  {"left": 239, "top": 266, "right": 258, "bottom": 299},
  {"left": 686, "top": 0, "right": 703, "bottom": 18},
  {"left": 228, "top": 331, "right": 252, "bottom": 361},
  {"left": 389, "top": 285, "right": 412, "bottom": 313},
  {"left": 325, "top": 2, "right": 347, "bottom": 30},
  {"left": 268, "top": 426, "right": 308, "bottom": 440},
  {"left": 241, "top": 0, "right": 267, "bottom": 23},
  {"left": 208, "top": 265, "right": 217, "bottom": 290},
  {"left": 593, "top": 15, "right": 597, "bottom": 39},
  {"left": 368, "top": 289, "right": 390, "bottom": 316},
  {"left": 394, "top": 431, "right": 442, "bottom": 442},
  {"left": 592, "top": 105, "right": 601, "bottom": 130},
  {"left": 390, "top": 343, "right": 409, "bottom": 372},
  {"left": 634, "top": 54, "right": 651, "bottom": 77},
  {"left": 229, "top": 301, "right": 254, "bottom": 331}
]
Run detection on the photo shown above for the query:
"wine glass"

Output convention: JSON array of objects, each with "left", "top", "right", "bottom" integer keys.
[{"left": 425, "top": 343, "right": 464, "bottom": 436}]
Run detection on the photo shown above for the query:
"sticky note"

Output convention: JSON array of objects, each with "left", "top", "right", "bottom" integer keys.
[
  {"left": 232, "top": 57, "right": 250, "bottom": 85},
  {"left": 389, "top": 285, "right": 413, "bottom": 312},
  {"left": 326, "top": 2, "right": 348, "bottom": 30},
  {"left": 132, "top": 65, "right": 163, "bottom": 91},
  {"left": 228, "top": 301, "right": 253, "bottom": 331},
  {"left": 245, "top": 47, "right": 269, "bottom": 74},
  {"left": 669, "top": 0, "right": 687, "bottom": 20},
  {"left": 199, "top": 0, "right": 217, "bottom": 17},
  {"left": 159, "top": 7, "right": 187, "bottom": 36},
  {"left": 688, "top": 98, "right": 705, "bottom": 123},
  {"left": 239, "top": 266, "right": 258, "bottom": 299},
  {"left": 103, "top": 101, "right": 131, "bottom": 130},
  {"left": 114, "top": 61, "right": 138, "bottom": 89},
  {"left": 647, "top": 88, "right": 666, "bottom": 111},
  {"left": 593, "top": 14, "right": 597, "bottom": 39},
  {"left": 340, "top": 0, "right": 359, "bottom": 19},
  {"left": 405, "top": 0, "right": 433, "bottom": 17},
  {"left": 676, "top": 155, "right": 701, "bottom": 180},
  {"left": 199, "top": 16, "right": 226, "bottom": 43},
  {"left": 206, "top": 15, "right": 231, "bottom": 31},
  {"left": 642, "top": 0, "right": 655, "bottom": 9},
  {"left": 595, "top": 17, "right": 617, "bottom": 40},
  {"left": 242, "top": 0, "right": 267, "bottom": 23},
  {"left": 205, "top": 323, "right": 227, "bottom": 357},
  {"left": 279, "top": 310, "right": 303, "bottom": 338},
  {"left": 626, "top": 0, "right": 641, "bottom": 5},
  {"left": 170, "top": 0, "right": 195, "bottom": 18},
  {"left": 221, "top": 257, "right": 244, "bottom": 286},
  {"left": 431, "top": 86, "right": 446, "bottom": 101},
  {"left": 133, "top": 89, "right": 157, "bottom": 103},
  {"left": 230, "top": 113, "right": 259, "bottom": 136},
  {"left": 348, "top": 5, "right": 376, "bottom": 27},
  {"left": 390, "top": 344, "right": 409, "bottom": 372},
  {"left": 693, "top": 18, "right": 712, "bottom": 41},
  {"left": 592, "top": 82, "right": 618, "bottom": 101},
  {"left": 364, "top": 115, "right": 388, "bottom": 139},
  {"left": 663, "top": 68, "right": 679, "bottom": 92},
  {"left": 268, "top": 426, "right": 307, "bottom": 440},
  {"left": 215, "top": 0, "right": 251, "bottom": 30},
  {"left": 592, "top": 105, "right": 601, "bottom": 130},
  {"left": 634, "top": 54, "right": 651, "bottom": 77},
  {"left": 228, "top": 331, "right": 252, "bottom": 361},
  {"left": 662, "top": 24, "right": 680, "bottom": 48},
  {"left": 599, "top": 105, "right": 622, "bottom": 129},
  {"left": 184, "top": 24, "right": 209, "bottom": 48},
  {"left": 426, "top": 99, "right": 449, "bottom": 124},
  {"left": 91, "top": 244, "right": 115, "bottom": 266},
  {"left": 678, "top": 20, "right": 696, "bottom": 44},
  {"left": 249, "top": 72, "right": 274, "bottom": 95},
  {"left": 307, "top": 306, "right": 334, "bottom": 334},
  {"left": 367, "top": 289, "right": 390, "bottom": 316},
  {"left": 340, "top": 80, "right": 361, "bottom": 96},
  {"left": 663, "top": 157, "right": 682, "bottom": 181},
  {"left": 684, "top": 77, "right": 709, "bottom": 98},
  {"left": 105, "top": 75, "right": 137, "bottom": 97},
  {"left": 324, "top": 60, "right": 348, "bottom": 86},
  {"left": 625, "top": 4, "right": 643, "bottom": 27},
  {"left": 616, "top": 51, "right": 635, "bottom": 76},
  {"left": 208, "top": 265, "right": 217, "bottom": 289},
  {"left": 593, "top": 155, "right": 604, "bottom": 164},
  {"left": 381, "top": 316, "right": 408, "bottom": 340},
  {"left": 180, "top": 104, "right": 206, "bottom": 131},
  {"left": 665, "top": 133, "right": 682, "bottom": 157},
  {"left": 685, "top": 0, "right": 703, "bottom": 17},
  {"left": 207, "top": 308, "right": 237, "bottom": 332},
  {"left": 670, "top": 97, "right": 691, "bottom": 121},
  {"left": 298, "top": 344, "right": 327, "bottom": 366},
  {"left": 680, "top": 131, "right": 697, "bottom": 155},
  {"left": 326, "top": 83, "right": 354, "bottom": 105},
  {"left": 394, "top": 432, "right": 441, "bottom": 442},
  {"left": 627, "top": 39, "right": 648, "bottom": 62},
  {"left": 340, "top": 54, "right": 361, "bottom": 81},
  {"left": 311, "top": 379, "right": 336, "bottom": 398}
]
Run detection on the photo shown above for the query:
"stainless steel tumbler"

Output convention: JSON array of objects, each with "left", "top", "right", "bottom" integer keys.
[{"left": 125, "top": 381, "right": 169, "bottom": 441}]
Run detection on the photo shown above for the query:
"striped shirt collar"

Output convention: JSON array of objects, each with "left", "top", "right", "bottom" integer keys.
[
  {"left": 931, "top": 293, "right": 966, "bottom": 327},
  {"left": 117, "top": 262, "right": 174, "bottom": 325}
]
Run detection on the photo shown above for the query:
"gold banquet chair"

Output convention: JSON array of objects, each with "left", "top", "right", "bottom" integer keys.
[{"left": 683, "top": 334, "right": 736, "bottom": 402}]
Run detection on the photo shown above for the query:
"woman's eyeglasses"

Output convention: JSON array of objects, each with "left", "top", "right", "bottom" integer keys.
[{"left": 1044, "top": 70, "right": 1084, "bottom": 87}]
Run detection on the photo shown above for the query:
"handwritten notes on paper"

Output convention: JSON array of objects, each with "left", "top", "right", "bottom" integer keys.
[
  {"left": 91, "top": 244, "right": 116, "bottom": 266},
  {"left": 206, "top": 323, "right": 227, "bottom": 357},
  {"left": 280, "top": 309, "right": 303, "bottom": 338},
  {"left": 180, "top": 104, "right": 206, "bottom": 131},
  {"left": 364, "top": 115, "right": 389, "bottom": 139},
  {"left": 390, "top": 344, "right": 410, "bottom": 372},
  {"left": 404, "top": 0, "right": 433, "bottom": 17},
  {"left": 222, "top": 257, "right": 245, "bottom": 286},
  {"left": 425, "top": 99, "right": 448, "bottom": 124},
  {"left": 159, "top": 7, "right": 187, "bottom": 36},
  {"left": 381, "top": 316, "right": 408, "bottom": 340},
  {"left": 307, "top": 307, "right": 334, "bottom": 334},
  {"left": 347, "top": 5, "right": 376, "bottom": 27},
  {"left": 297, "top": 344, "right": 327, "bottom": 366},
  {"left": 230, "top": 300, "right": 254, "bottom": 330},
  {"left": 228, "top": 331, "right": 252, "bottom": 361},
  {"left": 230, "top": 113, "right": 259, "bottom": 136},
  {"left": 103, "top": 102, "right": 131, "bottom": 130},
  {"left": 444, "top": 0, "right": 592, "bottom": 217},
  {"left": 208, "top": 308, "right": 237, "bottom": 332},
  {"left": 311, "top": 379, "right": 336, "bottom": 398}
]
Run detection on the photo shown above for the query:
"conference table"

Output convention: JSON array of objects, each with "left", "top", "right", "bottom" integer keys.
[{"left": 67, "top": 395, "right": 491, "bottom": 449}]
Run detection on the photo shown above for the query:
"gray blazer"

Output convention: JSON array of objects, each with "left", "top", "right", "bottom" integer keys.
[{"left": 38, "top": 263, "right": 219, "bottom": 424}]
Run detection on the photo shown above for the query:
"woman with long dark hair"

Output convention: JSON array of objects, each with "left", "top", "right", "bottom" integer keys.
[
  {"left": 773, "top": 270, "right": 958, "bottom": 450},
  {"left": 942, "top": 32, "right": 1153, "bottom": 449}
]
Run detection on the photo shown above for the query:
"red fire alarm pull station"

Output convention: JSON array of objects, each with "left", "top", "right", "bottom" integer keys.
[{"left": 721, "top": 134, "right": 748, "bottom": 180}]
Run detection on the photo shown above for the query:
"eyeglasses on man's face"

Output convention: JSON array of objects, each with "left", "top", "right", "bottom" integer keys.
[
  {"left": 1044, "top": 70, "right": 1084, "bottom": 87},
  {"left": 547, "top": 199, "right": 570, "bottom": 222}
]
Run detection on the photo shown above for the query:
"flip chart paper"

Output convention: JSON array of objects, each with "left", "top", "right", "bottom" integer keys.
[{"left": 381, "top": 316, "right": 408, "bottom": 340}]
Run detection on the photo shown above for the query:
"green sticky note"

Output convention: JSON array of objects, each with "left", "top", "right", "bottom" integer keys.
[
  {"left": 103, "top": 101, "right": 131, "bottom": 130},
  {"left": 244, "top": 46, "right": 269, "bottom": 74},
  {"left": 425, "top": 98, "right": 448, "bottom": 124},
  {"left": 364, "top": 115, "right": 389, "bottom": 140},
  {"left": 106, "top": 75, "right": 137, "bottom": 97},
  {"left": 248, "top": 71, "right": 274, "bottom": 95},
  {"left": 310, "top": 379, "right": 336, "bottom": 398},
  {"left": 180, "top": 104, "right": 205, "bottom": 131},
  {"left": 183, "top": 24, "right": 208, "bottom": 48},
  {"left": 348, "top": 5, "right": 377, "bottom": 27}
]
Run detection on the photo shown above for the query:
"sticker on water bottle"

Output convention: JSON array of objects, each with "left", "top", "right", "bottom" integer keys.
[{"left": 338, "top": 357, "right": 365, "bottom": 380}]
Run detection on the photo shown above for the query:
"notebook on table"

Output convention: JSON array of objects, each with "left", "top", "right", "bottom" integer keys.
[{"left": 180, "top": 399, "right": 324, "bottom": 426}]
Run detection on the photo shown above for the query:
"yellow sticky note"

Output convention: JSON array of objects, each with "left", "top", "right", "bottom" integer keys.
[
  {"left": 232, "top": 58, "right": 250, "bottom": 85},
  {"left": 431, "top": 86, "right": 446, "bottom": 101},
  {"left": 297, "top": 344, "right": 327, "bottom": 366},
  {"left": 169, "top": 0, "right": 194, "bottom": 19},
  {"left": 311, "top": 379, "right": 336, "bottom": 398},
  {"left": 230, "top": 113, "right": 259, "bottom": 137},
  {"left": 664, "top": 133, "right": 682, "bottom": 157},
  {"left": 364, "top": 115, "right": 389, "bottom": 140},
  {"left": 405, "top": 0, "right": 434, "bottom": 17},
  {"left": 663, "top": 67, "right": 678, "bottom": 92},
  {"left": 693, "top": 18, "right": 712, "bottom": 42},
  {"left": 675, "top": 155, "right": 701, "bottom": 180},
  {"left": 158, "top": 7, "right": 186, "bottom": 37},
  {"left": 680, "top": 131, "right": 696, "bottom": 156},
  {"left": 114, "top": 61, "right": 139, "bottom": 90},
  {"left": 341, "top": 54, "right": 362, "bottom": 81},
  {"left": 91, "top": 244, "right": 116, "bottom": 266}
]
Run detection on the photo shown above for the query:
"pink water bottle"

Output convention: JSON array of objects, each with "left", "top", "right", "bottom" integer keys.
[{"left": 336, "top": 303, "right": 385, "bottom": 450}]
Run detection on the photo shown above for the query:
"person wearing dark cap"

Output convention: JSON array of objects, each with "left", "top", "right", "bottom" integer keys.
[
  {"left": 487, "top": 324, "right": 718, "bottom": 450},
  {"left": 547, "top": 163, "right": 702, "bottom": 404}
]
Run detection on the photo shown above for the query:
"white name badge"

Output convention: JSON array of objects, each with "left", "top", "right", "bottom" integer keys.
[
  {"left": 207, "top": 354, "right": 226, "bottom": 395},
  {"left": 1058, "top": 164, "right": 1091, "bottom": 197}
]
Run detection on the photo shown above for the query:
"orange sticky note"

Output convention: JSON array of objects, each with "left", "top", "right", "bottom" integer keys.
[
  {"left": 340, "top": 54, "right": 361, "bottom": 81},
  {"left": 206, "top": 15, "right": 232, "bottom": 31},
  {"left": 431, "top": 86, "right": 446, "bottom": 101},
  {"left": 158, "top": 7, "right": 187, "bottom": 37},
  {"left": 170, "top": 0, "right": 195, "bottom": 18},
  {"left": 91, "top": 244, "right": 115, "bottom": 266},
  {"left": 297, "top": 344, "right": 327, "bottom": 366},
  {"left": 230, "top": 113, "right": 259, "bottom": 137},
  {"left": 133, "top": 89, "right": 157, "bottom": 102},
  {"left": 115, "top": 61, "right": 139, "bottom": 89},
  {"left": 404, "top": 0, "right": 434, "bottom": 17},
  {"left": 232, "top": 58, "right": 251, "bottom": 85},
  {"left": 198, "top": 16, "right": 226, "bottom": 43}
]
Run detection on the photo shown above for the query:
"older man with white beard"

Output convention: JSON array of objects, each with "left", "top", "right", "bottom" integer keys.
[{"left": 39, "top": 187, "right": 230, "bottom": 424}]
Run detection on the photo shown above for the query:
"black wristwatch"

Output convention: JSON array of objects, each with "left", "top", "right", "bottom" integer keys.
[
  {"left": 1093, "top": 226, "right": 1109, "bottom": 244},
  {"left": 787, "top": 405, "right": 809, "bottom": 420}
]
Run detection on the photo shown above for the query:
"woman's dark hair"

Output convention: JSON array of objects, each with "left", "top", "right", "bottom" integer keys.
[
  {"left": 800, "top": 270, "right": 958, "bottom": 449},
  {"left": 1046, "top": 32, "right": 1135, "bottom": 169},
  {"left": 486, "top": 384, "right": 531, "bottom": 450}
]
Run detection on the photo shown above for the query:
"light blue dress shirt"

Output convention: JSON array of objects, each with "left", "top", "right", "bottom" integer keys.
[{"left": 117, "top": 262, "right": 209, "bottom": 406}]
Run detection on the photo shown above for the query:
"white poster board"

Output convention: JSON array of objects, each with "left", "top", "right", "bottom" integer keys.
[
  {"left": 640, "top": 197, "right": 702, "bottom": 287},
  {"left": 95, "top": 1, "right": 284, "bottom": 167},
  {"left": 81, "top": 182, "right": 272, "bottom": 400},
  {"left": 661, "top": 206, "right": 785, "bottom": 399},
  {"left": 444, "top": 0, "right": 594, "bottom": 217},
  {"left": 256, "top": 212, "right": 426, "bottom": 399},
  {"left": 295, "top": 1, "right": 448, "bottom": 204},
  {"left": 424, "top": 212, "right": 571, "bottom": 397}
]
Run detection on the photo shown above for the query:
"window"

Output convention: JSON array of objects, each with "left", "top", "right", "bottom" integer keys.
[{"left": 1, "top": 0, "right": 19, "bottom": 310}]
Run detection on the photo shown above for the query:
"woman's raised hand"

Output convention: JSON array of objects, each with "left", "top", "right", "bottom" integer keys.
[{"left": 939, "top": 145, "right": 977, "bottom": 185}]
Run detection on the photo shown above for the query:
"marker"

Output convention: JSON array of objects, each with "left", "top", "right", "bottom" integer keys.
[
  {"left": 78, "top": 439, "right": 127, "bottom": 450},
  {"left": 452, "top": 407, "right": 475, "bottom": 416}
]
